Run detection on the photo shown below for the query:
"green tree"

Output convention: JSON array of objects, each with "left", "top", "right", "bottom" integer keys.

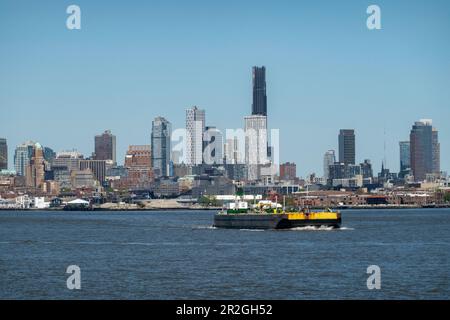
[
  {"left": 199, "top": 196, "right": 210, "bottom": 207},
  {"left": 444, "top": 193, "right": 450, "bottom": 203},
  {"left": 199, "top": 196, "right": 220, "bottom": 207}
]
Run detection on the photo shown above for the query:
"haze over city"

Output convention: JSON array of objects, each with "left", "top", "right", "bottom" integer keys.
[{"left": 1, "top": 0, "right": 449, "bottom": 176}]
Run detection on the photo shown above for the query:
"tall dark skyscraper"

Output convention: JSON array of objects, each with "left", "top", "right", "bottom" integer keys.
[
  {"left": 94, "top": 130, "right": 116, "bottom": 164},
  {"left": 410, "top": 119, "right": 440, "bottom": 181},
  {"left": 338, "top": 129, "right": 355, "bottom": 165},
  {"left": 0, "top": 138, "right": 7, "bottom": 170},
  {"left": 252, "top": 66, "right": 267, "bottom": 116}
]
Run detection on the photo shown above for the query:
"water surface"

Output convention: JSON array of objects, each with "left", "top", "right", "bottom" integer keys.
[{"left": 0, "top": 209, "right": 449, "bottom": 299}]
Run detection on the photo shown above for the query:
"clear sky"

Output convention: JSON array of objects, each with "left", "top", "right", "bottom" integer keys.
[{"left": 1, "top": 0, "right": 449, "bottom": 177}]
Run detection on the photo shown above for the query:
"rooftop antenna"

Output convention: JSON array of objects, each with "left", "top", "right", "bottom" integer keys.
[{"left": 383, "top": 127, "right": 387, "bottom": 169}]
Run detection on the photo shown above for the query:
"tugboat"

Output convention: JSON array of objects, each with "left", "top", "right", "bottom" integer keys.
[{"left": 213, "top": 199, "right": 341, "bottom": 230}]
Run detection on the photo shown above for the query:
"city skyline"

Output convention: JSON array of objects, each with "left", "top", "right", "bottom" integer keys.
[
  {"left": 1, "top": 0, "right": 449, "bottom": 176},
  {"left": 2, "top": 113, "right": 443, "bottom": 181},
  {"left": 1, "top": 106, "right": 446, "bottom": 178}
]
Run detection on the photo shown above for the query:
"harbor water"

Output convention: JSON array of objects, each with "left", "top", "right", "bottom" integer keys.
[{"left": 0, "top": 209, "right": 449, "bottom": 299}]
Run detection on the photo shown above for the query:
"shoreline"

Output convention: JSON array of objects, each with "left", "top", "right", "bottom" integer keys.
[{"left": 1, "top": 205, "right": 450, "bottom": 212}]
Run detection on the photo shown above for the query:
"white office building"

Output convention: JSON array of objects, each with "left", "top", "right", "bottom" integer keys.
[
  {"left": 244, "top": 115, "right": 268, "bottom": 180},
  {"left": 186, "top": 106, "right": 205, "bottom": 165}
]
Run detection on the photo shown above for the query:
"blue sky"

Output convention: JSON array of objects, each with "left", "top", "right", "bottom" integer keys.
[{"left": 1, "top": 0, "right": 449, "bottom": 177}]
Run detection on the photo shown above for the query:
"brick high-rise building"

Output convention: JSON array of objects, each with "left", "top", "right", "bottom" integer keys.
[
  {"left": 125, "top": 145, "right": 152, "bottom": 167},
  {"left": 124, "top": 145, "right": 153, "bottom": 189},
  {"left": 279, "top": 162, "right": 297, "bottom": 181},
  {"left": 25, "top": 143, "right": 45, "bottom": 190},
  {"left": 94, "top": 130, "right": 116, "bottom": 164}
]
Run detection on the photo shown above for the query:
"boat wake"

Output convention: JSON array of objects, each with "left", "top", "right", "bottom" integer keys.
[
  {"left": 288, "top": 226, "right": 354, "bottom": 231},
  {"left": 192, "top": 225, "right": 354, "bottom": 232},
  {"left": 193, "top": 225, "right": 217, "bottom": 230}
]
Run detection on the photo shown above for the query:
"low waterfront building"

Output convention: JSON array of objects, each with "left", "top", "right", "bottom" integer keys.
[
  {"left": 190, "top": 175, "right": 236, "bottom": 198},
  {"left": 242, "top": 183, "right": 300, "bottom": 196},
  {"left": 52, "top": 166, "right": 72, "bottom": 190},
  {"left": 173, "top": 164, "right": 192, "bottom": 178},
  {"left": 52, "top": 151, "right": 84, "bottom": 190},
  {"left": 178, "top": 175, "right": 195, "bottom": 193},
  {"left": 0, "top": 171, "right": 16, "bottom": 193},
  {"left": 224, "top": 164, "right": 247, "bottom": 181},
  {"left": 52, "top": 150, "right": 84, "bottom": 172},
  {"left": 79, "top": 159, "right": 107, "bottom": 185},
  {"left": 33, "top": 197, "right": 50, "bottom": 209},
  {"left": 151, "top": 178, "right": 180, "bottom": 198},
  {"left": 42, "top": 180, "right": 60, "bottom": 196},
  {"left": 71, "top": 169, "right": 98, "bottom": 189}
]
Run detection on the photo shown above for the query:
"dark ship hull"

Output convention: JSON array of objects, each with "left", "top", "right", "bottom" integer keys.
[{"left": 214, "top": 213, "right": 341, "bottom": 230}]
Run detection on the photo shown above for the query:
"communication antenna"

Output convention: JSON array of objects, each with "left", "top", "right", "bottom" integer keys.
[{"left": 383, "top": 127, "right": 387, "bottom": 169}]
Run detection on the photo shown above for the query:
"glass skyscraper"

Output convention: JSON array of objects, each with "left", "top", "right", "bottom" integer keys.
[
  {"left": 432, "top": 128, "right": 440, "bottom": 175},
  {"left": 323, "top": 150, "right": 336, "bottom": 180},
  {"left": 14, "top": 141, "right": 35, "bottom": 176},
  {"left": 399, "top": 141, "right": 411, "bottom": 177},
  {"left": 0, "top": 138, "right": 7, "bottom": 170},
  {"left": 151, "top": 116, "right": 171, "bottom": 177}
]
